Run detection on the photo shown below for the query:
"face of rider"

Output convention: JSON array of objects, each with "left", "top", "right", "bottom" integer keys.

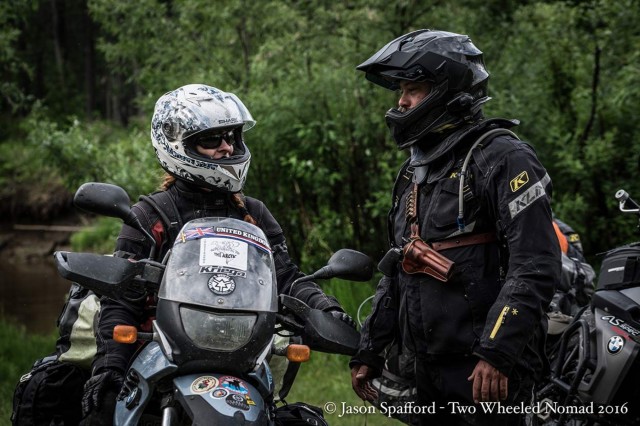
[
  {"left": 397, "top": 81, "right": 432, "bottom": 112},
  {"left": 194, "top": 131, "right": 235, "bottom": 159}
]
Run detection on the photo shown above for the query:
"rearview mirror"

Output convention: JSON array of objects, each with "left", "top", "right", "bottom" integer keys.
[
  {"left": 311, "top": 249, "right": 374, "bottom": 282},
  {"left": 74, "top": 182, "right": 132, "bottom": 221}
]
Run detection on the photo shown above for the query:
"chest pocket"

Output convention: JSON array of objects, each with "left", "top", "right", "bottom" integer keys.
[
  {"left": 429, "top": 178, "right": 462, "bottom": 229},
  {"left": 426, "top": 177, "right": 479, "bottom": 237}
]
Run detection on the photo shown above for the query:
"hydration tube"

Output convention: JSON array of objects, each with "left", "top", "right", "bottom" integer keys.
[{"left": 457, "top": 128, "right": 519, "bottom": 231}]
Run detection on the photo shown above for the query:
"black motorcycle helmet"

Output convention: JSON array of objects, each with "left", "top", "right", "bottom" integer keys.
[{"left": 356, "top": 29, "right": 491, "bottom": 149}]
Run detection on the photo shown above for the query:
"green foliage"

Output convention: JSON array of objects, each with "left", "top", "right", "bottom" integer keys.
[
  {"left": 70, "top": 217, "right": 122, "bottom": 253},
  {"left": 2, "top": 0, "right": 640, "bottom": 346},
  {"left": 14, "top": 105, "right": 161, "bottom": 196},
  {"left": 288, "top": 352, "right": 400, "bottom": 425},
  {"left": 0, "top": 319, "right": 57, "bottom": 424}
]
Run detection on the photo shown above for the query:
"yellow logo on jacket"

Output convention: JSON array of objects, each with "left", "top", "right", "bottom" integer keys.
[{"left": 510, "top": 171, "right": 529, "bottom": 192}]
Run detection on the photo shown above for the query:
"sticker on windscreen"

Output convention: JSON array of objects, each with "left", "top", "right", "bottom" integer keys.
[
  {"left": 199, "top": 238, "right": 248, "bottom": 270},
  {"left": 207, "top": 274, "right": 236, "bottom": 295}
]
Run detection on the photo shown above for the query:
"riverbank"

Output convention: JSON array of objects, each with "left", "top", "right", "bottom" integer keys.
[{"left": 0, "top": 208, "right": 87, "bottom": 334}]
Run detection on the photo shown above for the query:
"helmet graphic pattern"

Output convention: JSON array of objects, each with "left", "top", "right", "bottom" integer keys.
[{"left": 151, "top": 84, "right": 256, "bottom": 192}]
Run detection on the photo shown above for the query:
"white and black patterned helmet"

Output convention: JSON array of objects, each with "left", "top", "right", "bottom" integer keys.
[{"left": 151, "top": 84, "right": 256, "bottom": 192}]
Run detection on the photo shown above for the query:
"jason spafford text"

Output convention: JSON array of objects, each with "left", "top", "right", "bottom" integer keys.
[{"left": 334, "top": 400, "right": 628, "bottom": 418}]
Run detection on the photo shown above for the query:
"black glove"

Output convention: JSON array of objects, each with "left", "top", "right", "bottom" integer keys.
[
  {"left": 329, "top": 309, "right": 357, "bottom": 329},
  {"left": 80, "top": 368, "right": 124, "bottom": 426}
]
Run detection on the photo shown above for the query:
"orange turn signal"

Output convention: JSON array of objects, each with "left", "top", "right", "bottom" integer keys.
[
  {"left": 286, "top": 344, "right": 311, "bottom": 363},
  {"left": 113, "top": 325, "right": 138, "bottom": 344}
]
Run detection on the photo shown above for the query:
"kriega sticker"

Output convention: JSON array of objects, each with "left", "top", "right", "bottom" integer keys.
[
  {"left": 211, "top": 388, "right": 228, "bottom": 398},
  {"left": 607, "top": 335, "right": 625, "bottom": 354},
  {"left": 199, "top": 266, "right": 247, "bottom": 278},
  {"left": 220, "top": 376, "right": 249, "bottom": 394},
  {"left": 207, "top": 274, "right": 236, "bottom": 295},
  {"left": 508, "top": 173, "right": 551, "bottom": 218},
  {"left": 191, "top": 376, "right": 218, "bottom": 394},
  {"left": 510, "top": 171, "right": 529, "bottom": 192},
  {"left": 200, "top": 238, "right": 248, "bottom": 270}
]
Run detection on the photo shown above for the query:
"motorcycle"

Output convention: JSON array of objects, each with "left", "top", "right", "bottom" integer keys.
[
  {"left": 535, "top": 189, "right": 640, "bottom": 426},
  {"left": 54, "top": 182, "right": 373, "bottom": 425}
]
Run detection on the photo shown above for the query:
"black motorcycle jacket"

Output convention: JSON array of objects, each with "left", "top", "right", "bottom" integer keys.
[
  {"left": 354, "top": 119, "right": 560, "bottom": 377},
  {"left": 92, "top": 179, "right": 343, "bottom": 374}
]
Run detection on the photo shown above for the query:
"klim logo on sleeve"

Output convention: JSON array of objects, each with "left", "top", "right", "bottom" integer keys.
[
  {"left": 510, "top": 171, "right": 529, "bottom": 192},
  {"left": 508, "top": 173, "right": 551, "bottom": 218}
]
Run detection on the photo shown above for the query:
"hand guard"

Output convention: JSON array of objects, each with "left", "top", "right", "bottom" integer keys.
[{"left": 329, "top": 310, "right": 357, "bottom": 329}]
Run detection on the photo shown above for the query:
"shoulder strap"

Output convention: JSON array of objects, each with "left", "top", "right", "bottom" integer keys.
[
  {"left": 139, "top": 191, "right": 184, "bottom": 248},
  {"left": 387, "top": 159, "right": 414, "bottom": 248}
]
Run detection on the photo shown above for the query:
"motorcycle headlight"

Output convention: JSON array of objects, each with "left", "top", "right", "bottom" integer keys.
[{"left": 180, "top": 307, "right": 256, "bottom": 351}]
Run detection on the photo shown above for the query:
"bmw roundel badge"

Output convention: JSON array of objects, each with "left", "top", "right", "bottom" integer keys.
[{"left": 607, "top": 335, "right": 625, "bottom": 354}]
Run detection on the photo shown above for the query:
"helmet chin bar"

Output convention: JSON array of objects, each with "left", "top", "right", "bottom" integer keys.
[{"left": 386, "top": 81, "right": 490, "bottom": 149}]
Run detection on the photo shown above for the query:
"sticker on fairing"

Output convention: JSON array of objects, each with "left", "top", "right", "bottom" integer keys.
[
  {"left": 199, "top": 238, "right": 248, "bottom": 270},
  {"left": 211, "top": 388, "right": 228, "bottom": 398},
  {"left": 225, "top": 393, "right": 250, "bottom": 411},
  {"left": 508, "top": 173, "right": 551, "bottom": 218},
  {"left": 191, "top": 376, "right": 218, "bottom": 394},
  {"left": 220, "top": 376, "right": 249, "bottom": 394},
  {"left": 246, "top": 395, "right": 256, "bottom": 406}
]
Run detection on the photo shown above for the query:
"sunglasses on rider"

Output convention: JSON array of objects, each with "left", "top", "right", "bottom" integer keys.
[{"left": 193, "top": 130, "right": 237, "bottom": 150}]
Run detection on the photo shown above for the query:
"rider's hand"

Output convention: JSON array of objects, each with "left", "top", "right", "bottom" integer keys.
[
  {"left": 351, "top": 364, "right": 379, "bottom": 402},
  {"left": 329, "top": 309, "right": 357, "bottom": 329},
  {"left": 467, "top": 359, "right": 508, "bottom": 403},
  {"left": 80, "top": 368, "right": 124, "bottom": 425}
]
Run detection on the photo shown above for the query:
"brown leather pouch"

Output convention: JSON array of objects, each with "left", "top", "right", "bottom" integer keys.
[{"left": 401, "top": 238, "right": 455, "bottom": 282}]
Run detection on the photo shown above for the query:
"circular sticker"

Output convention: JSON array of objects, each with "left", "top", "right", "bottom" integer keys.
[
  {"left": 220, "top": 376, "right": 249, "bottom": 395},
  {"left": 191, "top": 376, "right": 218, "bottom": 394},
  {"left": 607, "top": 335, "right": 625, "bottom": 354},
  {"left": 211, "top": 388, "right": 228, "bottom": 398},
  {"left": 208, "top": 274, "right": 236, "bottom": 295},
  {"left": 225, "top": 394, "right": 249, "bottom": 411}
]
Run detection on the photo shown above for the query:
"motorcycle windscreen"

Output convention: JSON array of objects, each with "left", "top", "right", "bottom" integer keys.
[{"left": 159, "top": 218, "right": 277, "bottom": 313}]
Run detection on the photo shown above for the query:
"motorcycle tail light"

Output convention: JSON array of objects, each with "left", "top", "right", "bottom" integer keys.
[{"left": 180, "top": 306, "right": 257, "bottom": 351}]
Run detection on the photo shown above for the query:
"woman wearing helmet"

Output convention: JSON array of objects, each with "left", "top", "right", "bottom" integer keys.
[
  {"left": 80, "top": 84, "right": 353, "bottom": 425},
  {"left": 350, "top": 31, "right": 560, "bottom": 426}
]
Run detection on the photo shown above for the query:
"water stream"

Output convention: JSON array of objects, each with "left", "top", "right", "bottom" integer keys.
[{"left": 0, "top": 256, "right": 73, "bottom": 335}]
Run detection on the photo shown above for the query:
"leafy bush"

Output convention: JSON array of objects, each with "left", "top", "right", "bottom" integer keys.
[{"left": 0, "top": 319, "right": 57, "bottom": 425}]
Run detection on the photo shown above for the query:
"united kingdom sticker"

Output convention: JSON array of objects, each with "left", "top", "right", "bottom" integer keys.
[
  {"left": 191, "top": 376, "right": 218, "bottom": 393},
  {"left": 207, "top": 274, "right": 236, "bottom": 295},
  {"left": 607, "top": 335, "right": 625, "bottom": 354}
]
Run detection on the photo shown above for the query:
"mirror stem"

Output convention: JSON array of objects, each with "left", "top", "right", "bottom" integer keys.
[{"left": 125, "top": 213, "right": 157, "bottom": 260}]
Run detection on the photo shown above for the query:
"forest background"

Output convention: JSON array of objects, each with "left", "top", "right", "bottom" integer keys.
[{"left": 1, "top": 0, "right": 640, "bottom": 424}]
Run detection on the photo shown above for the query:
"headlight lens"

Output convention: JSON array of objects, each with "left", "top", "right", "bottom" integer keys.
[{"left": 180, "top": 307, "right": 256, "bottom": 351}]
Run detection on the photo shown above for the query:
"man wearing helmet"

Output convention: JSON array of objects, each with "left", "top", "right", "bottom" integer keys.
[
  {"left": 350, "top": 30, "right": 560, "bottom": 425},
  {"left": 79, "top": 84, "right": 354, "bottom": 425}
]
